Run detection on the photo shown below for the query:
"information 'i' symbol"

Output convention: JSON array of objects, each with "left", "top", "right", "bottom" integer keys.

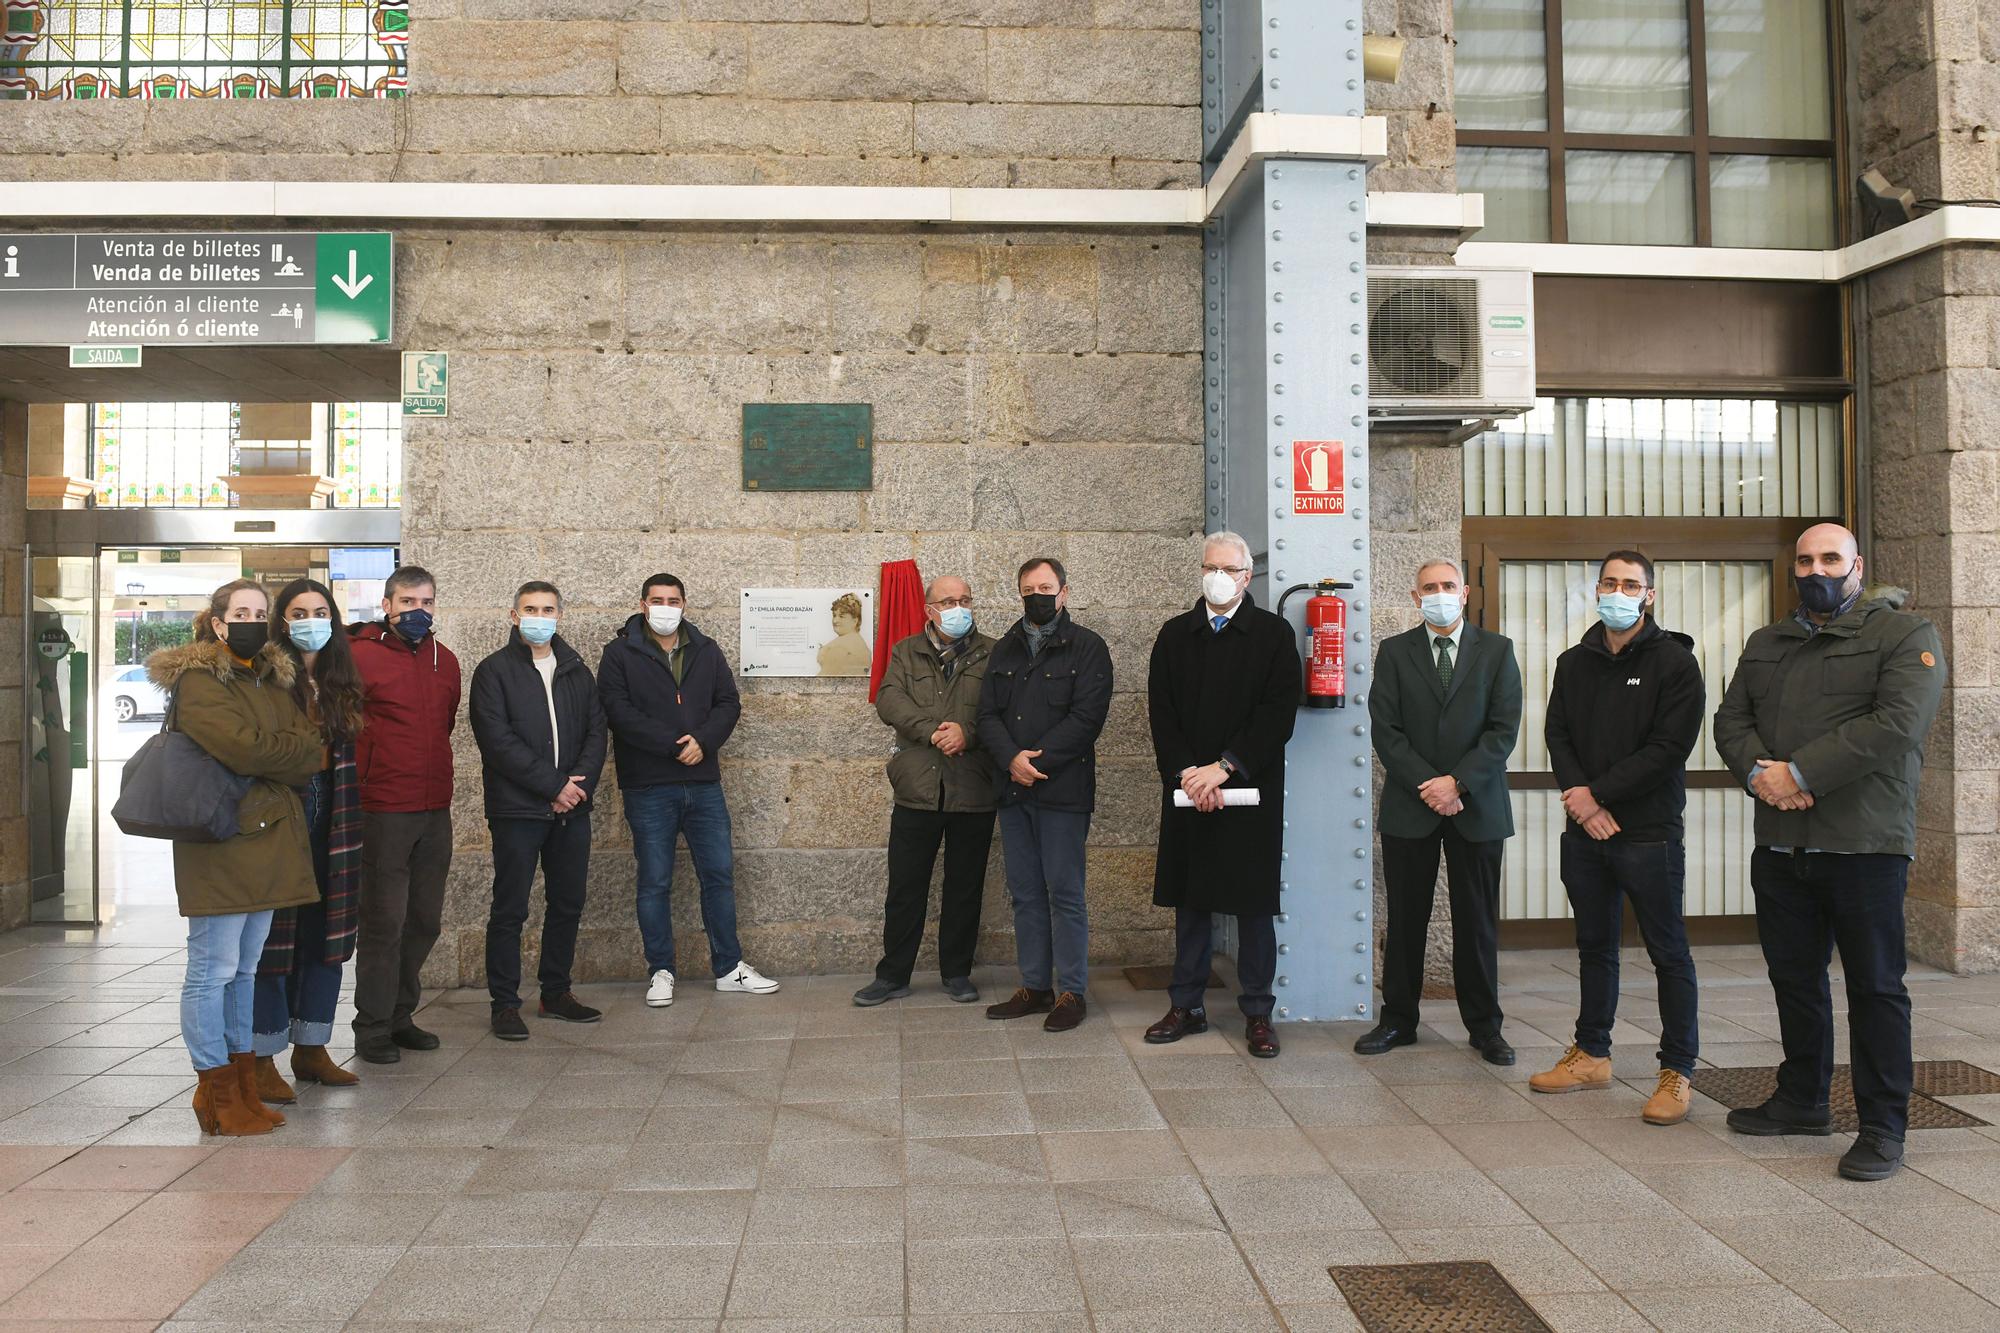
[{"left": 2, "top": 246, "right": 18, "bottom": 280}]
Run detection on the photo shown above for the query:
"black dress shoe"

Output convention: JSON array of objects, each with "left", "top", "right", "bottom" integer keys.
[
  {"left": 356, "top": 1035, "right": 402, "bottom": 1064},
  {"left": 1144, "top": 1005, "right": 1209, "bottom": 1044},
  {"left": 390, "top": 1023, "right": 440, "bottom": 1051},
  {"left": 1245, "top": 1016, "right": 1279, "bottom": 1059},
  {"left": 1353, "top": 1022, "right": 1415, "bottom": 1055},
  {"left": 1725, "top": 1096, "right": 1833, "bottom": 1137},
  {"left": 1470, "top": 1033, "right": 1515, "bottom": 1066},
  {"left": 1838, "top": 1131, "right": 1905, "bottom": 1181}
]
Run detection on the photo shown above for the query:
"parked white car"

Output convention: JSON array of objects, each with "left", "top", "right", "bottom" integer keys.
[{"left": 107, "top": 666, "right": 169, "bottom": 723}]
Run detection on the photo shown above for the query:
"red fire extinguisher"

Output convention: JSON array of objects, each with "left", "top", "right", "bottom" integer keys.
[{"left": 1277, "top": 580, "right": 1353, "bottom": 709}]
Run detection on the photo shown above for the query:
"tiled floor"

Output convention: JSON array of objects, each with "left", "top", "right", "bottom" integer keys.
[{"left": 0, "top": 925, "right": 1994, "bottom": 1330}]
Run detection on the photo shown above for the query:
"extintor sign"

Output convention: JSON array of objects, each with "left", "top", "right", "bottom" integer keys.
[{"left": 1292, "top": 439, "right": 1345, "bottom": 515}]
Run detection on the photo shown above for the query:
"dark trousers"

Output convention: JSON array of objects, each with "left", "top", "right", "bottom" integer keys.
[
  {"left": 876, "top": 805, "right": 995, "bottom": 986},
  {"left": 626, "top": 782, "right": 740, "bottom": 978},
  {"left": 1379, "top": 823, "right": 1503, "bottom": 1037},
  {"left": 1560, "top": 832, "right": 1699, "bottom": 1075},
  {"left": 485, "top": 813, "right": 592, "bottom": 1012},
  {"left": 1170, "top": 907, "right": 1276, "bottom": 1018},
  {"left": 352, "top": 807, "right": 453, "bottom": 1042},
  {"left": 997, "top": 803, "right": 1091, "bottom": 994},
  {"left": 1752, "top": 847, "right": 1913, "bottom": 1140},
  {"left": 253, "top": 771, "right": 343, "bottom": 1055}
]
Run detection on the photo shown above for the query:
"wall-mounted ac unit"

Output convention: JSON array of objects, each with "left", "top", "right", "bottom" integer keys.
[{"left": 1367, "top": 266, "right": 1534, "bottom": 423}]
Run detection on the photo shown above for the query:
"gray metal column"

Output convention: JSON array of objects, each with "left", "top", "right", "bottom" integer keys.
[{"left": 1202, "top": 0, "right": 1375, "bottom": 1023}]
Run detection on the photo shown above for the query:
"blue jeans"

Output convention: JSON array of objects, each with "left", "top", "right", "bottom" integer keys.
[
  {"left": 183, "top": 911, "right": 274, "bottom": 1070},
  {"left": 625, "top": 782, "right": 741, "bottom": 977},
  {"left": 255, "top": 770, "right": 343, "bottom": 1055},
  {"left": 997, "top": 804, "right": 1090, "bottom": 994},
  {"left": 1560, "top": 832, "right": 1699, "bottom": 1075}
]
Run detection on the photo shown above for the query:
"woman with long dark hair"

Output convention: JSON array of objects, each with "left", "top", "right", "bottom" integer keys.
[
  {"left": 150, "top": 578, "right": 322, "bottom": 1134},
  {"left": 249, "top": 578, "right": 370, "bottom": 1102}
]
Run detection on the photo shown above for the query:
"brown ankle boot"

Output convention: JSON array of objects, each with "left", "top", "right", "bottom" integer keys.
[
  {"left": 291, "top": 1044, "right": 359, "bottom": 1087},
  {"left": 198, "top": 1064, "right": 272, "bottom": 1137},
  {"left": 230, "top": 1052, "right": 285, "bottom": 1127},
  {"left": 254, "top": 1055, "right": 298, "bottom": 1105}
]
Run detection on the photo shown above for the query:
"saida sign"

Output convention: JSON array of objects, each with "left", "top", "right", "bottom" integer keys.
[{"left": 0, "top": 232, "right": 392, "bottom": 346}]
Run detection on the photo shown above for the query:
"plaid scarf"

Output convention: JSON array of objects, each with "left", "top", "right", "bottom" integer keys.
[
  {"left": 933, "top": 624, "right": 975, "bottom": 680},
  {"left": 258, "top": 740, "right": 362, "bottom": 975}
]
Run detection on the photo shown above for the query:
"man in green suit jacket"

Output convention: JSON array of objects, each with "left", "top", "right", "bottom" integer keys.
[{"left": 1356, "top": 558, "right": 1524, "bottom": 1065}]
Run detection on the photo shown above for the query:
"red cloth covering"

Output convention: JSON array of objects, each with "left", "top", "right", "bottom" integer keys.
[{"left": 871, "top": 558, "right": 927, "bottom": 702}]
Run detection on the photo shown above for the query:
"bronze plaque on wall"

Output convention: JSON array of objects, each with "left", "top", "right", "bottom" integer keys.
[{"left": 742, "top": 403, "right": 873, "bottom": 492}]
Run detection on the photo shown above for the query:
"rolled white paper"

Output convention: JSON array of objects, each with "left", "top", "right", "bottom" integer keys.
[{"left": 1173, "top": 788, "right": 1261, "bottom": 807}]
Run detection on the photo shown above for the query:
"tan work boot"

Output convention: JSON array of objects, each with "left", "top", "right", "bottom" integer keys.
[
  {"left": 1642, "top": 1068, "right": 1692, "bottom": 1125},
  {"left": 1528, "top": 1044, "right": 1613, "bottom": 1094}
]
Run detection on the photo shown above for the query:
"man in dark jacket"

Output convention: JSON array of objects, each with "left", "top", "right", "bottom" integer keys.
[
  {"left": 349, "top": 565, "right": 462, "bottom": 1065},
  {"left": 1714, "top": 523, "right": 1945, "bottom": 1182},
  {"left": 1142, "top": 533, "right": 1300, "bottom": 1059},
  {"left": 975, "top": 557, "right": 1113, "bottom": 1033},
  {"left": 469, "top": 581, "right": 609, "bottom": 1041},
  {"left": 854, "top": 573, "right": 996, "bottom": 1008},
  {"left": 1533, "top": 551, "right": 1704, "bottom": 1125},
  {"left": 1358, "top": 558, "right": 1523, "bottom": 1066},
  {"left": 598, "top": 573, "right": 777, "bottom": 1007}
]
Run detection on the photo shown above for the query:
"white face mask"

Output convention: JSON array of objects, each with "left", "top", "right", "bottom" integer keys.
[
  {"left": 1419, "top": 592, "right": 1462, "bottom": 629},
  {"left": 646, "top": 605, "right": 683, "bottom": 636},
  {"left": 1202, "top": 569, "right": 1240, "bottom": 608}
]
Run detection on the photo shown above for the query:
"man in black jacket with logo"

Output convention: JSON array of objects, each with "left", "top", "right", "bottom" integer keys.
[
  {"left": 975, "top": 557, "right": 1113, "bottom": 1033},
  {"left": 1534, "top": 551, "right": 1704, "bottom": 1125},
  {"left": 469, "top": 581, "right": 609, "bottom": 1041},
  {"left": 598, "top": 573, "right": 778, "bottom": 1008}
]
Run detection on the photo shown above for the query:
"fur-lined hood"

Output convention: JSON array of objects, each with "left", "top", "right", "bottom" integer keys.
[{"left": 146, "top": 637, "right": 298, "bottom": 691}]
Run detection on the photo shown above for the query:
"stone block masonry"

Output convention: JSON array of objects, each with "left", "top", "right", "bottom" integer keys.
[{"left": 393, "top": 226, "right": 1203, "bottom": 986}]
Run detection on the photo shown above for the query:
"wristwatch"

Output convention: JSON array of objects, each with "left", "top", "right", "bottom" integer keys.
[{"left": 1217, "top": 756, "right": 1236, "bottom": 778}]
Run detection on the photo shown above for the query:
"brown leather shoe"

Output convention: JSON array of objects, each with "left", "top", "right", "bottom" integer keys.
[
  {"left": 253, "top": 1055, "right": 298, "bottom": 1105},
  {"left": 1642, "top": 1068, "right": 1692, "bottom": 1126},
  {"left": 1144, "top": 1006, "right": 1209, "bottom": 1044},
  {"left": 1043, "top": 992, "right": 1086, "bottom": 1032},
  {"left": 1245, "top": 1016, "right": 1279, "bottom": 1059},
  {"left": 230, "top": 1052, "right": 285, "bottom": 1126},
  {"left": 291, "top": 1044, "right": 360, "bottom": 1087},
  {"left": 1529, "top": 1044, "right": 1613, "bottom": 1094},
  {"left": 194, "top": 1065, "right": 272, "bottom": 1137},
  {"left": 985, "top": 987, "right": 1056, "bottom": 1020}
]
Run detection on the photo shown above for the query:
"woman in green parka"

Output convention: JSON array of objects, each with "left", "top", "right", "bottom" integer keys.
[{"left": 147, "top": 578, "right": 323, "bottom": 1135}]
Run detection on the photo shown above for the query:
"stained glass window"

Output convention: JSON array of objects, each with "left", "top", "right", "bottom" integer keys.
[
  {"left": 331, "top": 401, "right": 402, "bottom": 509},
  {"left": 88, "top": 400, "right": 399, "bottom": 508},
  {"left": 1, "top": 0, "right": 406, "bottom": 99}
]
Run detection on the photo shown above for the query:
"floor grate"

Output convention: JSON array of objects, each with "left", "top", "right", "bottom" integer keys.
[
  {"left": 1691, "top": 1061, "right": 1995, "bottom": 1131},
  {"left": 1329, "top": 1261, "right": 1551, "bottom": 1333},
  {"left": 1120, "top": 966, "right": 1221, "bottom": 991}
]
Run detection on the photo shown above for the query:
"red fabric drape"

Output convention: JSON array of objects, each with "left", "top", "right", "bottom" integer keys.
[{"left": 871, "top": 558, "right": 926, "bottom": 702}]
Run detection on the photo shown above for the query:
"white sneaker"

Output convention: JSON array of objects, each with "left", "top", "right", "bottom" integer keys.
[
  {"left": 646, "top": 969, "right": 675, "bottom": 1008},
  {"left": 715, "top": 962, "right": 780, "bottom": 995}
]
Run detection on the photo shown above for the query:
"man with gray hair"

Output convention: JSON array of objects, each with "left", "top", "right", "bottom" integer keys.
[
  {"left": 855, "top": 574, "right": 996, "bottom": 1007},
  {"left": 1143, "top": 532, "right": 1300, "bottom": 1058}
]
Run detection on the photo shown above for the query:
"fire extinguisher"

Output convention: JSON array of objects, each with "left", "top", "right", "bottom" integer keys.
[{"left": 1277, "top": 580, "right": 1353, "bottom": 709}]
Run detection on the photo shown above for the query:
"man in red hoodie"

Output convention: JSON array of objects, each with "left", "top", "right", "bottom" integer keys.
[{"left": 349, "top": 566, "right": 462, "bottom": 1064}]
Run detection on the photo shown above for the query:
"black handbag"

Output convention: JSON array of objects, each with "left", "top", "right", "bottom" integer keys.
[{"left": 111, "top": 688, "right": 255, "bottom": 843}]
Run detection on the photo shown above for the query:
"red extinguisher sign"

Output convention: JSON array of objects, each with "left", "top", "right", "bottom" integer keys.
[{"left": 1292, "top": 440, "right": 1345, "bottom": 515}]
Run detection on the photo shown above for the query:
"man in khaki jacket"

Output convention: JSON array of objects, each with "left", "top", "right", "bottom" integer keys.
[{"left": 855, "top": 574, "right": 996, "bottom": 1007}]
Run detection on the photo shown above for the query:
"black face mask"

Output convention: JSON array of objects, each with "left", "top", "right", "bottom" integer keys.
[
  {"left": 1022, "top": 593, "right": 1060, "bottom": 627},
  {"left": 1795, "top": 571, "right": 1855, "bottom": 616},
  {"left": 224, "top": 622, "right": 270, "bottom": 660}
]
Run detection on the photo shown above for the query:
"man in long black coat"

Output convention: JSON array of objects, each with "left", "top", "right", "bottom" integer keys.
[{"left": 1143, "top": 532, "right": 1301, "bottom": 1059}]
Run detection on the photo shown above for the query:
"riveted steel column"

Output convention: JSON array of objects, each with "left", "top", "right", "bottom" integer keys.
[{"left": 1203, "top": 0, "right": 1374, "bottom": 1023}]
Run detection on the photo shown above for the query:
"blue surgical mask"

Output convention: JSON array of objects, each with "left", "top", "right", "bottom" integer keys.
[
  {"left": 393, "top": 608, "right": 433, "bottom": 643},
  {"left": 937, "top": 607, "right": 974, "bottom": 639},
  {"left": 518, "top": 616, "right": 557, "bottom": 645},
  {"left": 1419, "top": 592, "right": 1461, "bottom": 629},
  {"left": 1597, "top": 592, "right": 1644, "bottom": 632},
  {"left": 287, "top": 617, "right": 332, "bottom": 652}
]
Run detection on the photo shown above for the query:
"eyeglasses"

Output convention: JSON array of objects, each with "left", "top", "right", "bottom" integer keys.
[
  {"left": 1202, "top": 564, "right": 1250, "bottom": 577},
  {"left": 1595, "top": 578, "right": 1651, "bottom": 596},
  {"left": 929, "top": 597, "right": 974, "bottom": 609}
]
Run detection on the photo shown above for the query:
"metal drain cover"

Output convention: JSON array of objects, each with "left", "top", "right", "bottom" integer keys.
[
  {"left": 1691, "top": 1062, "right": 1994, "bottom": 1131},
  {"left": 1329, "top": 1261, "right": 1551, "bottom": 1333},
  {"left": 1120, "top": 966, "right": 1221, "bottom": 991}
]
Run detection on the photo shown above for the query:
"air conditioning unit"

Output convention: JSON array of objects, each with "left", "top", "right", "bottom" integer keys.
[{"left": 1367, "top": 266, "right": 1535, "bottom": 424}]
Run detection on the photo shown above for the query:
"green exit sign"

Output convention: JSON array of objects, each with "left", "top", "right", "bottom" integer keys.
[{"left": 69, "top": 345, "right": 141, "bottom": 368}]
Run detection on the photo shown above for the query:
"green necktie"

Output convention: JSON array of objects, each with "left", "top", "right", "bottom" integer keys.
[{"left": 1435, "top": 636, "right": 1454, "bottom": 690}]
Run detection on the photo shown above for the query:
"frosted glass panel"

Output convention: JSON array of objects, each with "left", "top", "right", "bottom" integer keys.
[
  {"left": 1567, "top": 151, "right": 1694, "bottom": 245},
  {"left": 1711, "top": 155, "right": 1835, "bottom": 250},
  {"left": 1454, "top": 0, "right": 1548, "bottom": 131},
  {"left": 1562, "top": 0, "right": 1692, "bottom": 135},
  {"left": 1705, "top": 0, "right": 1831, "bottom": 139},
  {"left": 1465, "top": 398, "right": 1843, "bottom": 519},
  {"left": 1457, "top": 147, "right": 1553, "bottom": 243},
  {"left": 1503, "top": 788, "right": 1757, "bottom": 919}
]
